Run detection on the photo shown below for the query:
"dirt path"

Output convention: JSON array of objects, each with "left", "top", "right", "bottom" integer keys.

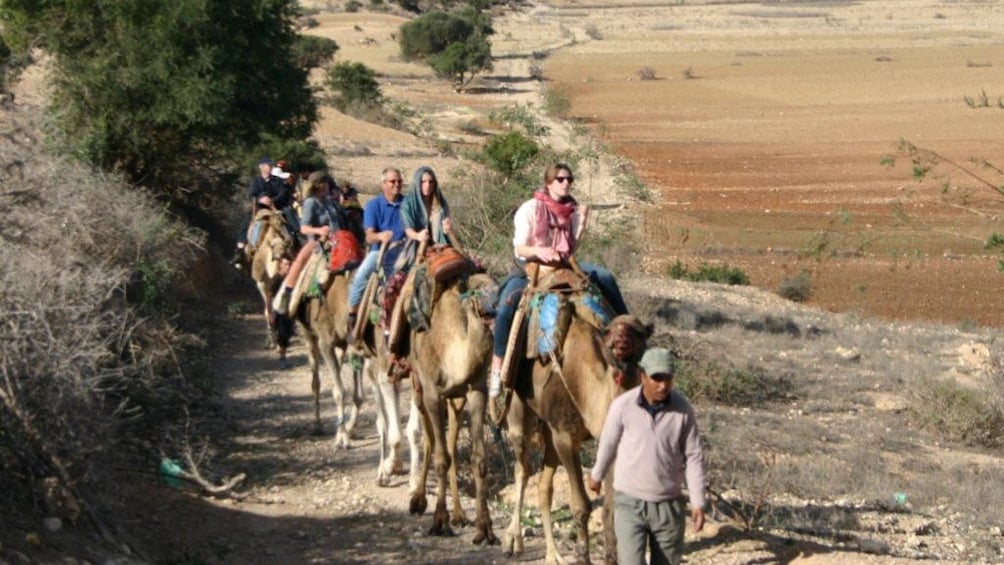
[{"left": 118, "top": 311, "right": 556, "bottom": 564}]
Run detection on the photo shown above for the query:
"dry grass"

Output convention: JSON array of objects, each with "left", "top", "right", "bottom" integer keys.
[{"left": 0, "top": 104, "right": 204, "bottom": 535}]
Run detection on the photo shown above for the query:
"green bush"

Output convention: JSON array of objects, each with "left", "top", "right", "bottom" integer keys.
[
  {"left": 669, "top": 260, "right": 750, "bottom": 285},
  {"left": 326, "top": 61, "right": 383, "bottom": 111},
  {"left": 488, "top": 103, "right": 548, "bottom": 137},
  {"left": 479, "top": 131, "right": 540, "bottom": 180},
  {"left": 541, "top": 85, "right": 571, "bottom": 119},
  {"left": 292, "top": 35, "right": 339, "bottom": 69},
  {"left": 912, "top": 377, "right": 1004, "bottom": 448},
  {"left": 777, "top": 270, "right": 812, "bottom": 302},
  {"left": 985, "top": 232, "right": 1004, "bottom": 249},
  {"left": 674, "top": 360, "right": 792, "bottom": 407}
]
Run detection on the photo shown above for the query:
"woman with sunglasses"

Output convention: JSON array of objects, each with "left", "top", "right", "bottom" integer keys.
[{"left": 489, "top": 163, "right": 629, "bottom": 398}]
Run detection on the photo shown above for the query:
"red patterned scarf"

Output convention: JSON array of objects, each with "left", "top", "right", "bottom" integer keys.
[{"left": 531, "top": 189, "right": 577, "bottom": 262}]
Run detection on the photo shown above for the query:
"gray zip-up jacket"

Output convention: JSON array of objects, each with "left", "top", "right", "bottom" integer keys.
[{"left": 590, "top": 387, "right": 707, "bottom": 510}]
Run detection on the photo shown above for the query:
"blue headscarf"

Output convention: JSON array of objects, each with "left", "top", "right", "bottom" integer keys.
[{"left": 400, "top": 166, "right": 451, "bottom": 246}]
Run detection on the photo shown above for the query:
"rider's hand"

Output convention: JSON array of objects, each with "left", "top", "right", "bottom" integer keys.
[
  {"left": 442, "top": 217, "right": 453, "bottom": 233},
  {"left": 536, "top": 246, "right": 559, "bottom": 263},
  {"left": 379, "top": 230, "right": 393, "bottom": 243},
  {"left": 587, "top": 477, "right": 602, "bottom": 495},
  {"left": 417, "top": 229, "right": 430, "bottom": 242},
  {"left": 318, "top": 225, "right": 331, "bottom": 239}
]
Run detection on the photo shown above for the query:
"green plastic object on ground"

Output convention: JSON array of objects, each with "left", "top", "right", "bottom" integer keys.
[{"left": 159, "top": 458, "right": 184, "bottom": 488}]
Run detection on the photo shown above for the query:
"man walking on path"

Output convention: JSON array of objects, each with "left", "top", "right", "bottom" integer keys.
[{"left": 587, "top": 347, "right": 707, "bottom": 565}]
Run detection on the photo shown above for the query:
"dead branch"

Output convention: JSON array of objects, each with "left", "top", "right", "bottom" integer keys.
[{"left": 178, "top": 446, "right": 248, "bottom": 500}]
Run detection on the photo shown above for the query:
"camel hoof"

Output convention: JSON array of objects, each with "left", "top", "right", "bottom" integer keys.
[
  {"left": 409, "top": 494, "right": 428, "bottom": 516},
  {"left": 503, "top": 533, "right": 524, "bottom": 557},
  {"left": 278, "top": 358, "right": 289, "bottom": 370},
  {"left": 473, "top": 529, "right": 500, "bottom": 546},
  {"left": 428, "top": 522, "right": 455, "bottom": 537},
  {"left": 450, "top": 514, "right": 471, "bottom": 528}
]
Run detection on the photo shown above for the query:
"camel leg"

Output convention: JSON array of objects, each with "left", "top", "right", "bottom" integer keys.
[
  {"left": 552, "top": 431, "right": 592, "bottom": 564},
  {"left": 303, "top": 329, "right": 324, "bottom": 435},
  {"left": 409, "top": 393, "right": 434, "bottom": 516},
  {"left": 424, "top": 389, "right": 454, "bottom": 537},
  {"left": 406, "top": 395, "right": 423, "bottom": 493},
  {"left": 371, "top": 368, "right": 391, "bottom": 486},
  {"left": 538, "top": 428, "right": 567, "bottom": 565},
  {"left": 323, "top": 345, "right": 350, "bottom": 450},
  {"left": 504, "top": 396, "right": 532, "bottom": 557},
  {"left": 343, "top": 353, "right": 366, "bottom": 437},
  {"left": 372, "top": 366, "right": 402, "bottom": 484},
  {"left": 257, "top": 280, "right": 276, "bottom": 349},
  {"left": 466, "top": 388, "right": 498, "bottom": 546},
  {"left": 602, "top": 473, "right": 617, "bottom": 565},
  {"left": 447, "top": 398, "right": 470, "bottom": 528}
]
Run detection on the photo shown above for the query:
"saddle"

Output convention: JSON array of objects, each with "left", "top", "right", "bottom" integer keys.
[
  {"left": 386, "top": 246, "right": 478, "bottom": 357},
  {"left": 499, "top": 264, "right": 614, "bottom": 388}
]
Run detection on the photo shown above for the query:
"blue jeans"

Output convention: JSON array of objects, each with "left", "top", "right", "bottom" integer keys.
[
  {"left": 613, "top": 492, "right": 686, "bottom": 565},
  {"left": 348, "top": 246, "right": 403, "bottom": 309},
  {"left": 492, "top": 273, "right": 529, "bottom": 358},
  {"left": 580, "top": 262, "right": 629, "bottom": 315}
]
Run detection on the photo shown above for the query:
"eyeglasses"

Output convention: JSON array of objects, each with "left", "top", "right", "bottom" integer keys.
[
  {"left": 554, "top": 176, "right": 574, "bottom": 184},
  {"left": 385, "top": 179, "right": 402, "bottom": 184}
]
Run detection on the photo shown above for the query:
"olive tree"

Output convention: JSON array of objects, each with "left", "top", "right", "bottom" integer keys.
[
  {"left": 398, "top": 4, "right": 493, "bottom": 92},
  {"left": 0, "top": 0, "right": 321, "bottom": 204}
]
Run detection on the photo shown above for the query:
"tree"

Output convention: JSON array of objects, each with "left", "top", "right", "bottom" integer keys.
[
  {"left": 398, "top": 5, "right": 493, "bottom": 92},
  {"left": 429, "top": 37, "right": 492, "bottom": 92},
  {"left": 326, "top": 61, "right": 383, "bottom": 112},
  {"left": 0, "top": 0, "right": 319, "bottom": 204}
]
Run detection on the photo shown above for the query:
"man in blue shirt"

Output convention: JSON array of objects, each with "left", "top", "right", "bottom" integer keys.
[{"left": 347, "top": 168, "right": 406, "bottom": 338}]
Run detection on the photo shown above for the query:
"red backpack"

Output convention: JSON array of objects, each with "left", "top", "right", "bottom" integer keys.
[{"left": 328, "top": 229, "right": 363, "bottom": 273}]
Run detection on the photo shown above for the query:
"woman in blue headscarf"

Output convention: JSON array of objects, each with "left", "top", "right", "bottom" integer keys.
[{"left": 401, "top": 166, "right": 454, "bottom": 248}]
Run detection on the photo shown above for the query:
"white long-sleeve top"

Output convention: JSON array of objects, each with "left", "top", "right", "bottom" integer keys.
[{"left": 511, "top": 198, "right": 581, "bottom": 264}]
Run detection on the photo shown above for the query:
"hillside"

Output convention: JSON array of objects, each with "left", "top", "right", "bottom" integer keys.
[{"left": 3, "top": 1, "right": 1002, "bottom": 564}]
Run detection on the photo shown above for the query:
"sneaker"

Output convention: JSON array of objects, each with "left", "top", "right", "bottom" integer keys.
[
  {"left": 488, "top": 370, "right": 502, "bottom": 399},
  {"left": 274, "top": 290, "right": 291, "bottom": 316}
]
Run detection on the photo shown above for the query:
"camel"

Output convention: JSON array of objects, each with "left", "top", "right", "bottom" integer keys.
[
  {"left": 246, "top": 209, "right": 295, "bottom": 350},
  {"left": 503, "top": 309, "right": 651, "bottom": 565},
  {"left": 402, "top": 271, "right": 500, "bottom": 546},
  {"left": 289, "top": 269, "right": 366, "bottom": 447}
]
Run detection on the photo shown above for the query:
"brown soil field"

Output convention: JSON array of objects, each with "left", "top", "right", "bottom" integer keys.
[{"left": 538, "top": 0, "right": 1004, "bottom": 327}]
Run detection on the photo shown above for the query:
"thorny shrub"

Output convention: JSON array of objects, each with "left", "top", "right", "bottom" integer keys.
[{"left": 0, "top": 106, "right": 203, "bottom": 531}]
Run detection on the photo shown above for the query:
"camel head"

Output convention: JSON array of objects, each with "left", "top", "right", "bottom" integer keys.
[
  {"left": 267, "top": 234, "right": 293, "bottom": 262},
  {"left": 604, "top": 314, "right": 653, "bottom": 365}
]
